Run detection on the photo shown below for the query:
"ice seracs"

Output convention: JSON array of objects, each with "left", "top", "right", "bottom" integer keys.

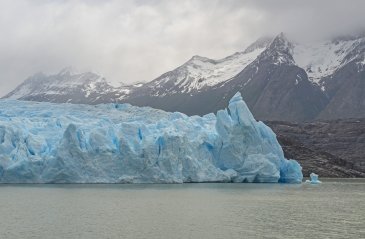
[{"left": 0, "top": 92, "right": 302, "bottom": 183}]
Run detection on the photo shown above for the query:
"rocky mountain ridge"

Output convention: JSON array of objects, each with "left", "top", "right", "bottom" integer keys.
[{"left": 3, "top": 32, "right": 365, "bottom": 121}]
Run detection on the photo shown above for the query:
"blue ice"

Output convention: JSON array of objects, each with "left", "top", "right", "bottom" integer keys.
[
  {"left": 306, "top": 173, "right": 321, "bottom": 184},
  {"left": 0, "top": 92, "right": 303, "bottom": 183}
]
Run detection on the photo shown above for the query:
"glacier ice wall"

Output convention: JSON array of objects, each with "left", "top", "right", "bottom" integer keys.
[{"left": 0, "top": 92, "right": 302, "bottom": 183}]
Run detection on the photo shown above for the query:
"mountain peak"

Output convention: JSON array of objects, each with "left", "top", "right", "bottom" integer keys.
[
  {"left": 58, "top": 66, "right": 81, "bottom": 76},
  {"left": 189, "top": 55, "right": 215, "bottom": 63},
  {"left": 243, "top": 36, "right": 272, "bottom": 54},
  {"left": 331, "top": 32, "right": 365, "bottom": 44},
  {"left": 3, "top": 67, "right": 110, "bottom": 101},
  {"left": 22, "top": 71, "right": 48, "bottom": 85},
  {"left": 277, "top": 32, "right": 286, "bottom": 38},
  {"left": 270, "top": 32, "right": 293, "bottom": 53},
  {"left": 257, "top": 32, "right": 295, "bottom": 65}
]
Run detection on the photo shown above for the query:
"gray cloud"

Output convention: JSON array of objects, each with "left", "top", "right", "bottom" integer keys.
[{"left": 0, "top": 0, "right": 364, "bottom": 96}]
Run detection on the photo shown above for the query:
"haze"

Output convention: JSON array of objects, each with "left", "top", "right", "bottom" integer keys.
[{"left": 0, "top": 0, "right": 364, "bottom": 96}]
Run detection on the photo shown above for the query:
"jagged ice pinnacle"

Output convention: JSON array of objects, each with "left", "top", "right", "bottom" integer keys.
[{"left": 0, "top": 92, "right": 302, "bottom": 183}]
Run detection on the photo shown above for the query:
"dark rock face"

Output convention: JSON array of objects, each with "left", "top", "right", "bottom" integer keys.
[
  {"left": 316, "top": 37, "right": 365, "bottom": 120},
  {"left": 124, "top": 34, "right": 365, "bottom": 121},
  {"left": 267, "top": 119, "right": 365, "bottom": 177},
  {"left": 226, "top": 62, "right": 328, "bottom": 122},
  {"left": 121, "top": 33, "right": 330, "bottom": 121},
  {"left": 318, "top": 60, "right": 365, "bottom": 120}
]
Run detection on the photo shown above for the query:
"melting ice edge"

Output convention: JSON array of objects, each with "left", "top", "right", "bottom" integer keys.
[{"left": 0, "top": 92, "right": 302, "bottom": 183}]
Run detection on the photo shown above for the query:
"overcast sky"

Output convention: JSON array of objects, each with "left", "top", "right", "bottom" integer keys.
[{"left": 0, "top": 0, "right": 364, "bottom": 96}]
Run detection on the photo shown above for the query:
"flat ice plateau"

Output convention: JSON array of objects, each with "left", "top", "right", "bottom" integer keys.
[{"left": 0, "top": 93, "right": 302, "bottom": 183}]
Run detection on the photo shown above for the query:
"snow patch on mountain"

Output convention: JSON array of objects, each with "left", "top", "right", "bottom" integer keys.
[
  {"left": 5, "top": 68, "right": 114, "bottom": 100},
  {"left": 293, "top": 38, "right": 364, "bottom": 84},
  {"left": 185, "top": 47, "right": 267, "bottom": 88},
  {"left": 148, "top": 43, "right": 269, "bottom": 96}
]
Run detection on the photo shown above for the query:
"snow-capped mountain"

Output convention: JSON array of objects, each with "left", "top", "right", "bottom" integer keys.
[
  {"left": 141, "top": 37, "right": 271, "bottom": 96},
  {"left": 3, "top": 33, "right": 365, "bottom": 121},
  {"left": 209, "top": 33, "right": 329, "bottom": 121},
  {"left": 124, "top": 33, "right": 329, "bottom": 121},
  {"left": 5, "top": 67, "right": 112, "bottom": 103},
  {"left": 293, "top": 35, "right": 365, "bottom": 86},
  {"left": 4, "top": 67, "right": 138, "bottom": 104}
]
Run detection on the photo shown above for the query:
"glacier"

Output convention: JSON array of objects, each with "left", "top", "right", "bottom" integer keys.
[{"left": 0, "top": 92, "right": 302, "bottom": 183}]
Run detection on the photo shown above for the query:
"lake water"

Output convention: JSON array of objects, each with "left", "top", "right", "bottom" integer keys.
[{"left": 0, "top": 179, "right": 364, "bottom": 239}]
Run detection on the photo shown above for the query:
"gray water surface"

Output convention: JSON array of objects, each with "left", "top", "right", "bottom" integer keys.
[{"left": 0, "top": 179, "right": 364, "bottom": 239}]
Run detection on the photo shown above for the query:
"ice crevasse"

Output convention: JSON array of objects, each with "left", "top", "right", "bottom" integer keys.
[{"left": 0, "top": 92, "right": 303, "bottom": 183}]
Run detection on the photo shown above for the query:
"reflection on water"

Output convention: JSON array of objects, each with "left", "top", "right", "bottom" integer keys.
[{"left": 0, "top": 179, "right": 364, "bottom": 239}]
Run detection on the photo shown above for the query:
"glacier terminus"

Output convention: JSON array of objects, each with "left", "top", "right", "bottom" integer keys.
[{"left": 0, "top": 92, "right": 303, "bottom": 183}]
